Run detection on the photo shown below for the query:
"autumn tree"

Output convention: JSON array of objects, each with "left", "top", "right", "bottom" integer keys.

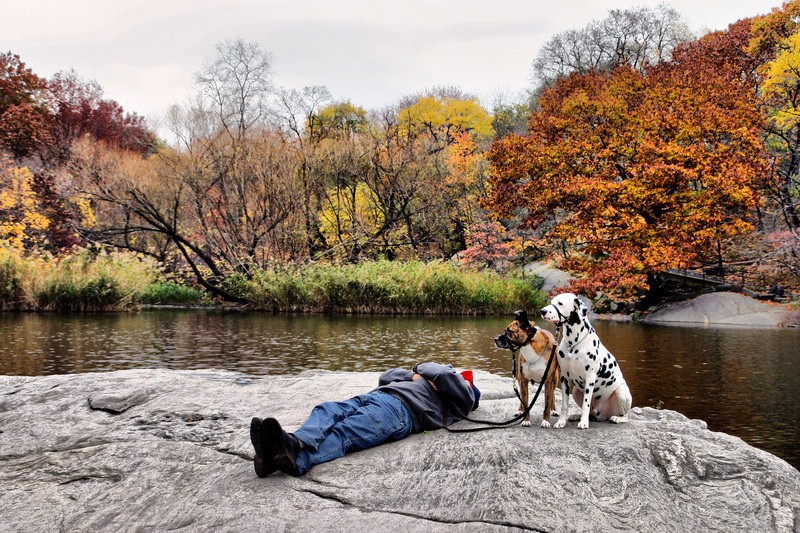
[
  {"left": 71, "top": 40, "right": 305, "bottom": 300},
  {"left": 311, "top": 102, "right": 373, "bottom": 261},
  {"left": 44, "top": 70, "right": 155, "bottom": 162},
  {"left": 273, "top": 85, "right": 334, "bottom": 257},
  {"left": 0, "top": 52, "right": 50, "bottom": 158},
  {"left": 459, "top": 219, "right": 517, "bottom": 270},
  {"left": 740, "top": 1, "right": 800, "bottom": 283},
  {"left": 489, "top": 23, "right": 765, "bottom": 300},
  {"left": 335, "top": 93, "right": 495, "bottom": 260},
  {"left": 308, "top": 100, "right": 367, "bottom": 141},
  {"left": 272, "top": 89, "right": 497, "bottom": 263},
  {"left": 397, "top": 93, "right": 494, "bottom": 148},
  {"left": 748, "top": 1, "right": 800, "bottom": 232},
  {"left": 0, "top": 159, "right": 50, "bottom": 249}
]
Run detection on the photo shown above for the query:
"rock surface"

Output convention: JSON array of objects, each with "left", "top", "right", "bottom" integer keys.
[
  {"left": 1, "top": 369, "right": 799, "bottom": 532},
  {"left": 643, "top": 292, "right": 800, "bottom": 327},
  {"left": 525, "top": 261, "right": 575, "bottom": 295}
]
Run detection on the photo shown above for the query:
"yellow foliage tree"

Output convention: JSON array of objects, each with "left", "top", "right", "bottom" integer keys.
[
  {"left": 0, "top": 161, "right": 50, "bottom": 249},
  {"left": 319, "top": 182, "right": 385, "bottom": 260},
  {"left": 398, "top": 95, "right": 495, "bottom": 143},
  {"left": 762, "top": 31, "right": 800, "bottom": 129},
  {"left": 308, "top": 101, "right": 367, "bottom": 140}
]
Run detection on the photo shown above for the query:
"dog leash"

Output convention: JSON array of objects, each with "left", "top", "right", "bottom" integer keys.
[
  {"left": 443, "top": 343, "right": 558, "bottom": 433},
  {"left": 510, "top": 338, "right": 551, "bottom": 405}
]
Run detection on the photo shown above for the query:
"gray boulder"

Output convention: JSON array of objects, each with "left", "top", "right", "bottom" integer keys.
[
  {"left": 643, "top": 292, "right": 800, "bottom": 327},
  {"left": 1, "top": 369, "right": 798, "bottom": 532},
  {"left": 525, "top": 261, "right": 575, "bottom": 295}
]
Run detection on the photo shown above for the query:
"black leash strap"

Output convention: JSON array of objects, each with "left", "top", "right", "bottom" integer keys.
[{"left": 444, "top": 344, "right": 557, "bottom": 433}]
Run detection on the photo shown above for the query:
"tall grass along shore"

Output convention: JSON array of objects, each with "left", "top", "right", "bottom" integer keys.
[
  {"left": 0, "top": 247, "right": 201, "bottom": 312},
  {"left": 1, "top": 248, "right": 544, "bottom": 314},
  {"left": 229, "top": 260, "right": 546, "bottom": 315}
]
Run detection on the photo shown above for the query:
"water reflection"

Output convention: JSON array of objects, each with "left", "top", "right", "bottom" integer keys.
[{"left": 1, "top": 311, "right": 798, "bottom": 470}]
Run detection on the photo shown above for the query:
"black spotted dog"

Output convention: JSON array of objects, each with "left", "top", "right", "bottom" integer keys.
[{"left": 540, "top": 293, "right": 632, "bottom": 429}]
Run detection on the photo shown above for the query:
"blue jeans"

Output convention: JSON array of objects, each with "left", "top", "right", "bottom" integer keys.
[{"left": 293, "top": 391, "right": 414, "bottom": 475}]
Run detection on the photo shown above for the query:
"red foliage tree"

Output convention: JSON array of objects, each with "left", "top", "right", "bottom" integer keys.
[
  {"left": 459, "top": 219, "right": 517, "bottom": 270},
  {"left": 0, "top": 52, "right": 50, "bottom": 158},
  {"left": 45, "top": 70, "right": 156, "bottom": 161}
]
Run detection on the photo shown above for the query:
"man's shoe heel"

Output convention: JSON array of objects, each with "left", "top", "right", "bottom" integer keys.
[{"left": 250, "top": 417, "right": 276, "bottom": 478}]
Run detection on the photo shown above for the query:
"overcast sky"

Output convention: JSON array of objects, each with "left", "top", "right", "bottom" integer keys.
[{"left": 2, "top": 0, "right": 786, "bottom": 126}]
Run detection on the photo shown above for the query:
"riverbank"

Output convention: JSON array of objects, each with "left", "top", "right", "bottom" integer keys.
[
  {"left": 1, "top": 251, "right": 546, "bottom": 315},
  {"left": 1, "top": 368, "right": 798, "bottom": 532},
  {"left": 232, "top": 260, "right": 547, "bottom": 314}
]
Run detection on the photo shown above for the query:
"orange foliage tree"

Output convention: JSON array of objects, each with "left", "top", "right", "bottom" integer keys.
[{"left": 487, "top": 22, "right": 765, "bottom": 300}]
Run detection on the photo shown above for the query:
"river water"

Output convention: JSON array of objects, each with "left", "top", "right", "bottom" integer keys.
[{"left": 1, "top": 310, "right": 798, "bottom": 470}]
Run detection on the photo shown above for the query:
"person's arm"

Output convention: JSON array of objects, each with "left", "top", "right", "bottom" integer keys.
[
  {"left": 378, "top": 368, "right": 415, "bottom": 386},
  {"left": 412, "top": 362, "right": 475, "bottom": 417}
]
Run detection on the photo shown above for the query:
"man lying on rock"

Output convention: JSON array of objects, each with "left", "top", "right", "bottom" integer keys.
[{"left": 250, "top": 362, "right": 480, "bottom": 477}]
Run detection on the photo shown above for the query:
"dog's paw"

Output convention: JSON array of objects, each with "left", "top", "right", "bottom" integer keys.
[
  {"left": 568, "top": 413, "right": 582, "bottom": 422},
  {"left": 540, "top": 419, "right": 551, "bottom": 428},
  {"left": 553, "top": 419, "right": 567, "bottom": 429},
  {"left": 609, "top": 415, "right": 629, "bottom": 424},
  {"left": 577, "top": 419, "right": 590, "bottom": 429},
  {"left": 514, "top": 410, "right": 524, "bottom": 417},
  {"left": 521, "top": 419, "right": 531, "bottom": 427}
]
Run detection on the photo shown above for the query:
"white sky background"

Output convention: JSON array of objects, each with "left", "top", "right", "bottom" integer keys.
[{"left": 1, "top": 0, "right": 787, "bottom": 127}]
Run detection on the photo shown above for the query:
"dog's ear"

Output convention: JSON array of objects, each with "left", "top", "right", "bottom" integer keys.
[
  {"left": 514, "top": 309, "right": 532, "bottom": 329},
  {"left": 574, "top": 296, "right": 589, "bottom": 317}
]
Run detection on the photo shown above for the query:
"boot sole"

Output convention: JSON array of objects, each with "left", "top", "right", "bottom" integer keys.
[{"left": 250, "top": 417, "right": 276, "bottom": 478}]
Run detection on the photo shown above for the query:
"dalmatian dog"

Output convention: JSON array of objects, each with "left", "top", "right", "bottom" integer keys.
[{"left": 540, "top": 293, "right": 632, "bottom": 429}]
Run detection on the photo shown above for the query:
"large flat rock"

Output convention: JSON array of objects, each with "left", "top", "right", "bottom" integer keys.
[
  {"left": 1, "top": 369, "right": 798, "bottom": 532},
  {"left": 642, "top": 292, "right": 800, "bottom": 327}
]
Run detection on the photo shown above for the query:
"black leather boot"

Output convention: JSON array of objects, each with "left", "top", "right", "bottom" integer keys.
[
  {"left": 250, "top": 417, "right": 276, "bottom": 478},
  {"left": 262, "top": 417, "right": 303, "bottom": 476}
]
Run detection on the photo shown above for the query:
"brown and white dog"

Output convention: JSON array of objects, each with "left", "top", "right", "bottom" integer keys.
[{"left": 494, "top": 310, "right": 560, "bottom": 428}]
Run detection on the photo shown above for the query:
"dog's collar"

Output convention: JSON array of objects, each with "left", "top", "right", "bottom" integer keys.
[
  {"left": 568, "top": 329, "right": 592, "bottom": 350},
  {"left": 554, "top": 306, "right": 568, "bottom": 325},
  {"left": 504, "top": 327, "right": 537, "bottom": 351}
]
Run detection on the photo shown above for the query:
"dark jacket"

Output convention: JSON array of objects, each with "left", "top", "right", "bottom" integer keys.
[{"left": 376, "top": 362, "right": 476, "bottom": 433}]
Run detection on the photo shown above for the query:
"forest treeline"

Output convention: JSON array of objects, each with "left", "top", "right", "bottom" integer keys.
[{"left": 2, "top": 2, "right": 800, "bottom": 310}]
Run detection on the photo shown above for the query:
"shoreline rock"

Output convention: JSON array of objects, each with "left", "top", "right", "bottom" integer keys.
[
  {"left": 524, "top": 260, "right": 576, "bottom": 295},
  {"left": 524, "top": 261, "right": 800, "bottom": 327},
  {"left": 2, "top": 369, "right": 798, "bottom": 532},
  {"left": 641, "top": 292, "right": 800, "bottom": 327}
]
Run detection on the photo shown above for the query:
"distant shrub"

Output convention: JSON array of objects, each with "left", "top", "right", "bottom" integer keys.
[{"left": 139, "top": 281, "right": 206, "bottom": 305}]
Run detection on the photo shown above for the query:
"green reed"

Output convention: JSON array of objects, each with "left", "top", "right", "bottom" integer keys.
[
  {"left": 231, "top": 260, "right": 546, "bottom": 315},
  {"left": 0, "top": 246, "right": 164, "bottom": 311}
]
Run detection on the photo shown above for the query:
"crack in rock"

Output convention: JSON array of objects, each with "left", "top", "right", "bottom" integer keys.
[
  {"left": 296, "top": 487, "right": 549, "bottom": 532},
  {"left": 58, "top": 472, "right": 123, "bottom": 485}
]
